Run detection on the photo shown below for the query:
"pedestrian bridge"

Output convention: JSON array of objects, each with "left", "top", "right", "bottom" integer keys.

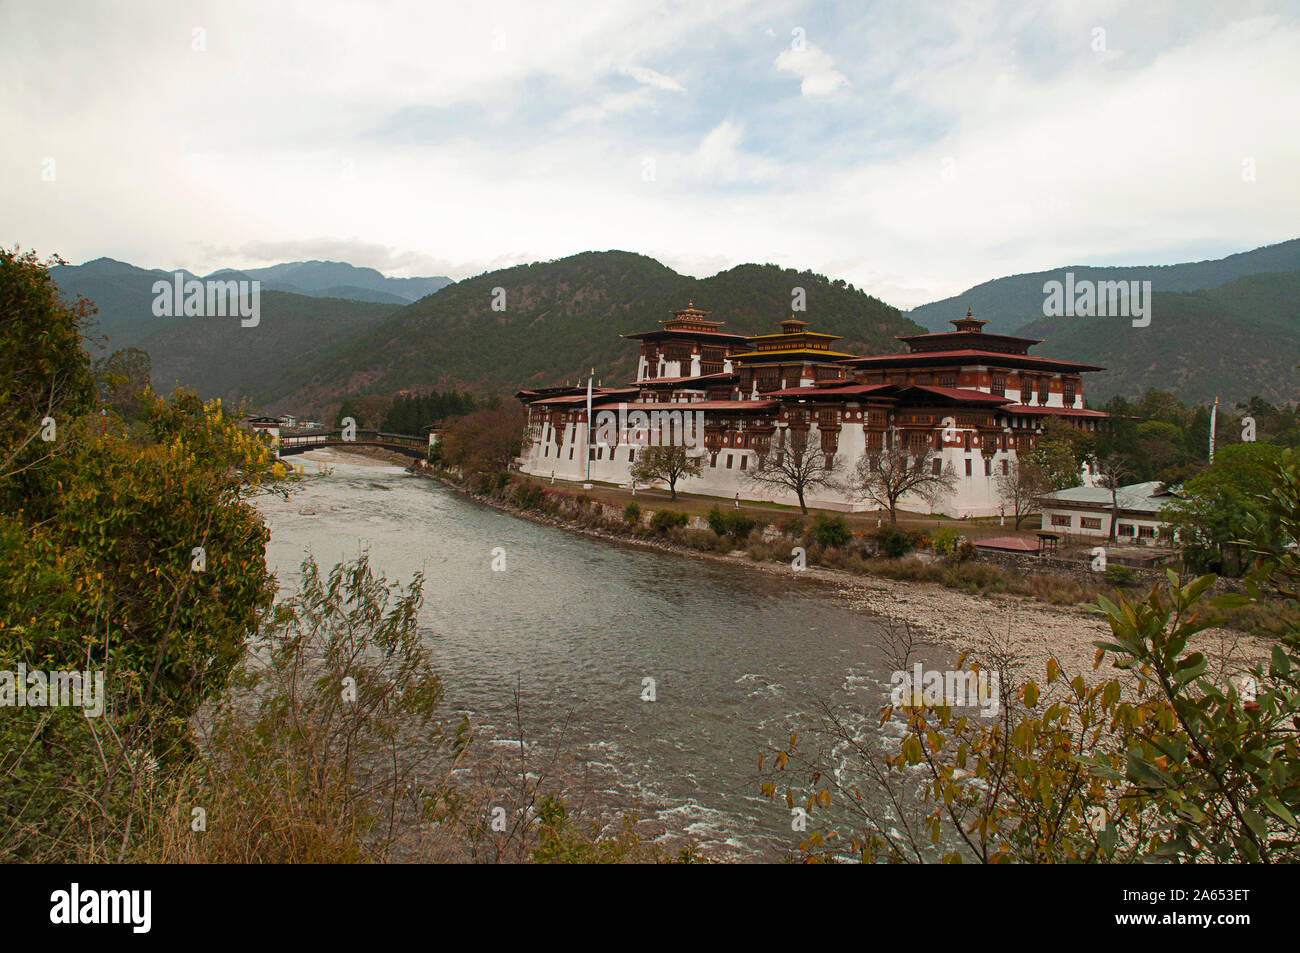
[{"left": 275, "top": 429, "right": 427, "bottom": 459}]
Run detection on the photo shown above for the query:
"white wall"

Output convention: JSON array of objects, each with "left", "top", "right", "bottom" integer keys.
[{"left": 521, "top": 412, "right": 1041, "bottom": 518}]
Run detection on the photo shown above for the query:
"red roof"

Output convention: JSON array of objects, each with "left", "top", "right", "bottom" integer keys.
[
  {"left": 1003, "top": 405, "right": 1108, "bottom": 418},
  {"left": 621, "top": 328, "right": 748, "bottom": 341},
  {"left": 765, "top": 383, "right": 895, "bottom": 399},
  {"left": 898, "top": 385, "right": 1013, "bottom": 404},
  {"left": 617, "top": 399, "right": 779, "bottom": 412},
  {"left": 896, "top": 330, "right": 1043, "bottom": 349},
  {"left": 635, "top": 372, "right": 737, "bottom": 386},
  {"left": 841, "top": 349, "right": 1103, "bottom": 372},
  {"left": 531, "top": 387, "right": 638, "bottom": 406},
  {"left": 974, "top": 536, "right": 1042, "bottom": 553}
]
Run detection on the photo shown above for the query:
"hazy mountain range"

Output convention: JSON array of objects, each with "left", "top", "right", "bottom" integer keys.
[
  {"left": 53, "top": 257, "right": 451, "bottom": 355},
  {"left": 907, "top": 237, "right": 1300, "bottom": 334},
  {"left": 49, "top": 240, "right": 1300, "bottom": 418}
]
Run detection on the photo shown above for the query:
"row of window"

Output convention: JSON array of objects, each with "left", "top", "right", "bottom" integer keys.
[
  {"left": 933, "top": 458, "right": 1012, "bottom": 477},
  {"left": 1049, "top": 514, "right": 1157, "bottom": 537}
]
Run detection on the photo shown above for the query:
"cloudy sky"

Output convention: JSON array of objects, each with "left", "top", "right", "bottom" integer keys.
[{"left": 3, "top": 0, "right": 1298, "bottom": 307}]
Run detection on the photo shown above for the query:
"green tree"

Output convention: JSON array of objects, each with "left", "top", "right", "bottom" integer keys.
[
  {"left": 1163, "top": 442, "right": 1284, "bottom": 574},
  {"left": 0, "top": 248, "right": 96, "bottom": 481},
  {"left": 1136, "top": 419, "right": 1192, "bottom": 484},
  {"left": 1028, "top": 418, "right": 1092, "bottom": 490},
  {"left": 1091, "top": 412, "right": 1148, "bottom": 541},
  {"left": 0, "top": 250, "right": 288, "bottom": 860},
  {"left": 94, "top": 346, "right": 153, "bottom": 423}
]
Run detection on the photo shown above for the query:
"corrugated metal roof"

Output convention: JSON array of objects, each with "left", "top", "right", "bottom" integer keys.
[{"left": 1038, "top": 481, "right": 1173, "bottom": 513}]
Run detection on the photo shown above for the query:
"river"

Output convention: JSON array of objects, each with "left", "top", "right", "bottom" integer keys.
[{"left": 258, "top": 453, "right": 956, "bottom": 861}]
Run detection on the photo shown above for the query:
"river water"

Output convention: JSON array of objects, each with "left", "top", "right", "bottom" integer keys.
[{"left": 258, "top": 455, "right": 954, "bottom": 861}]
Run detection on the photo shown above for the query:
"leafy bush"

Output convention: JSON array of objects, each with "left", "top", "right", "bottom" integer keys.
[
  {"left": 883, "top": 530, "right": 911, "bottom": 558},
  {"left": 729, "top": 514, "right": 757, "bottom": 540},
  {"left": 707, "top": 505, "right": 727, "bottom": 536},
  {"left": 650, "top": 510, "right": 689, "bottom": 533},
  {"left": 623, "top": 502, "right": 641, "bottom": 525},
  {"left": 517, "top": 485, "right": 544, "bottom": 510},
  {"left": 764, "top": 571, "right": 1300, "bottom": 864},
  {"left": 931, "top": 527, "right": 959, "bottom": 557},
  {"left": 811, "top": 514, "right": 851, "bottom": 547},
  {"left": 674, "top": 527, "right": 732, "bottom": 552},
  {"left": 781, "top": 517, "right": 805, "bottom": 538},
  {"left": 1104, "top": 564, "right": 1137, "bottom": 587},
  {"left": 709, "top": 505, "right": 756, "bottom": 540}
]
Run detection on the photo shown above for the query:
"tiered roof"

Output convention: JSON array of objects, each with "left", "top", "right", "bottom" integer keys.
[
  {"left": 621, "top": 302, "right": 749, "bottom": 343},
  {"left": 732, "top": 317, "right": 857, "bottom": 363},
  {"left": 843, "top": 310, "right": 1103, "bottom": 373}
]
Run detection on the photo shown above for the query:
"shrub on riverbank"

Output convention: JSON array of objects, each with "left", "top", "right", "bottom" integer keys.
[
  {"left": 708, "top": 505, "right": 757, "bottom": 541},
  {"left": 809, "top": 514, "right": 851, "bottom": 548},
  {"left": 673, "top": 526, "right": 732, "bottom": 553},
  {"left": 651, "top": 509, "right": 689, "bottom": 533},
  {"left": 931, "top": 526, "right": 959, "bottom": 556}
]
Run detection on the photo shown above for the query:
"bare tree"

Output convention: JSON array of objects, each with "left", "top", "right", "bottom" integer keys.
[
  {"left": 631, "top": 444, "right": 703, "bottom": 500},
  {"left": 440, "top": 405, "right": 525, "bottom": 475},
  {"left": 996, "top": 457, "right": 1050, "bottom": 530},
  {"left": 845, "top": 441, "right": 957, "bottom": 526},
  {"left": 1092, "top": 451, "right": 1137, "bottom": 542},
  {"left": 746, "top": 429, "right": 838, "bottom": 514}
]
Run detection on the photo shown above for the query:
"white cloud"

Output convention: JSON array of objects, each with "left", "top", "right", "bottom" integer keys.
[
  {"left": 1, "top": 0, "right": 1297, "bottom": 314},
  {"left": 564, "top": 88, "right": 656, "bottom": 124},
  {"left": 620, "top": 65, "right": 685, "bottom": 91},
  {"left": 694, "top": 120, "right": 745, "bottom": 179},
  {"left": 775, "top": 42, "right": 850, "bottom": 97}
]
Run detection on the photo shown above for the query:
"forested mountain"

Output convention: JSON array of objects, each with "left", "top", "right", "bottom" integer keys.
[
  {"left": 142, "top": 291, "right": 401, "bottom": 407},
  {"left": 49, "top": 258, "right": 430, "bottom": 408},
  {"left": 274, "top": 250, "right": 922, "bottom": 415},
  {"left": 907, "top": 237, "right": 1300, "bottom": 335},
  {"left": 50, "top": 257, "right": 447, "bottom": 355},
  {"left": 1023, "top": 270, "right": 1300, "bottom": 406},
  {"left": 53, "top": 243, "right": 1299, "bottom": 419}
]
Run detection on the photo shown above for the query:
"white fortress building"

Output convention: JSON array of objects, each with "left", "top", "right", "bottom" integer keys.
[{"left": 516, "top": 304, "right": 1106, "bottom": 517}]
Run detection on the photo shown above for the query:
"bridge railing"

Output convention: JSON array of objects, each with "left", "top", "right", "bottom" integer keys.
[{"left": 276, "top": 429, "right": 425, "bottom": 450}]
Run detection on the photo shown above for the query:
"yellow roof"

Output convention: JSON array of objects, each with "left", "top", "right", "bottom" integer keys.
[
  {"left": 732, "top": 348, "right": 857, "bottom": 360},
  {"left": 747, "top": 331, "right": 843, "bottom": 342}
]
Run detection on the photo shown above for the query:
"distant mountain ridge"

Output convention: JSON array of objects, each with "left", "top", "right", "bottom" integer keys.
[
  {"left": 53, "top": 257, "right": 451, "bottom": 338},
  {"left": 907, "top": 237, "right": 1300, "bottom": 335},
  {"left": 1022, "top": 269, "right": 1300, "bottom": 406},
  {"left": 273, "top": 250, "right": 923, "bottom": 416},
  {"left": 49, "top": 241, "right": 1300, "bottom": 418},
  {"left": 224, "top": 260, "right": 451, "bottom": 304},
  {"left": 48, "top": 257, "right": 411, "bottom": 406}
]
